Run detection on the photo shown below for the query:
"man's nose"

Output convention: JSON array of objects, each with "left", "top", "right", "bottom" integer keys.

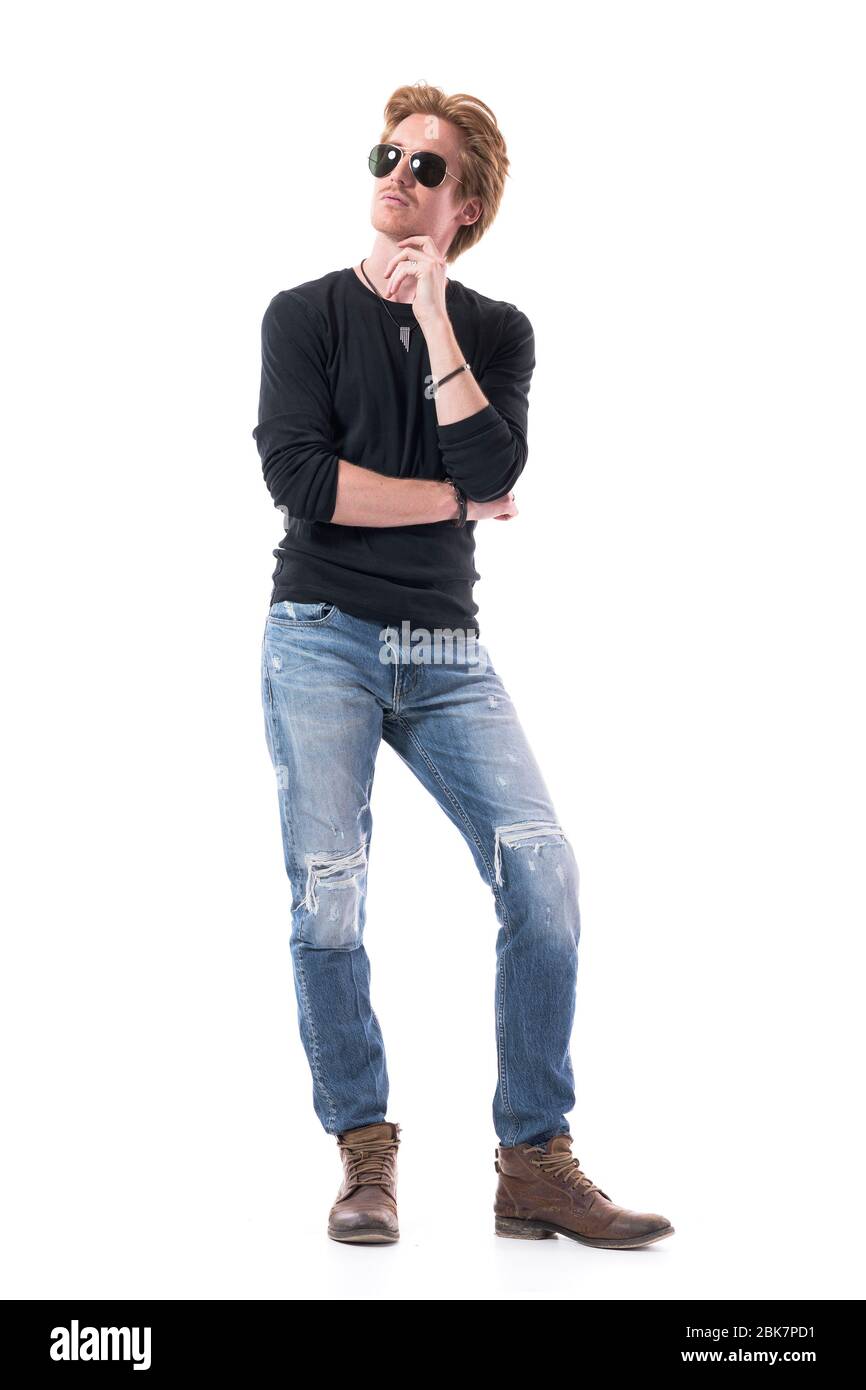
[{"left": 391, "top": 152, "right": 414, "bottom": 180}]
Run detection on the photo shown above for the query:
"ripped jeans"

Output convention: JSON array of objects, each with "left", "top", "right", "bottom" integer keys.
[{"left": 261, "top": 598, "right": 582, "bottom": 1148}]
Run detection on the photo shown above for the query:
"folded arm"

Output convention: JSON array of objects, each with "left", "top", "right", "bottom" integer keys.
[
  {"left": 426, "top": 304, "right": 536, "bottom": 503},
  {"left": 253, "top": 290, "right": 457, "bottom": 526}
]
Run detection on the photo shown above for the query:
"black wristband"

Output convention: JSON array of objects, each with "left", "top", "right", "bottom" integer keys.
[
  {"left": 447, "top": 479, "right": 468, "bottom": 527},
  {"left": 426, "top": 362, "right": 472, "bottom": 399}
]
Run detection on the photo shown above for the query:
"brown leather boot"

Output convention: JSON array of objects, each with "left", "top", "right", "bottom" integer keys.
[
  {"left": 494, "top": 1134, "right": 674, "bottom": 1249},
  {"left": 327, "top": 1121, "right": 401, "bottom": 1244}
]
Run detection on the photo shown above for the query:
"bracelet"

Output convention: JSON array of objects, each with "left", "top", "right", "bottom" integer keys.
[
  {"left": 446, "top": 478, "right": 468, "bottom": 527},
  {"left": 424, "top": 362, "right": 472, "bottom": 400}
]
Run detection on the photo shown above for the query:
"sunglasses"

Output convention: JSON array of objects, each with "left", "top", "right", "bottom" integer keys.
[{"left": 368, "top": 142, "right": 463, "bottom": 190}]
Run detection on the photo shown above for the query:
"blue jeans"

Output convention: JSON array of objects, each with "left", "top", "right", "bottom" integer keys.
[{"left": 260, "top": 598, "right": 582, "bottom": 1147}]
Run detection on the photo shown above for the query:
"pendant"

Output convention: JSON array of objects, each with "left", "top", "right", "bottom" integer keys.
[{"left": 400, "top": 326, "right": 411, "bottom": 352}]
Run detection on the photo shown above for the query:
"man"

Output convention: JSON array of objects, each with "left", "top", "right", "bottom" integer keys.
[{"left": 253, "top": 83, "right": 673, "bottom": 1250}]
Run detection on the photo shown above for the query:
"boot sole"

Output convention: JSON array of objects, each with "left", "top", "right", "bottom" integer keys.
[
  {"left": 328, "top": 1226, "right": 399, "bottom": 1244},
  {"left": 495, "top": 1215, "right": 674, "bottom": 1249}
]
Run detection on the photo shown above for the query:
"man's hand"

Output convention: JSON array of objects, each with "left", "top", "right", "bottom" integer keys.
[
  {"left": 384, "top": 235, "right": 449, "bottom": 324},
  {"left": 467, "top": 490, "right": 518, "bottom": 522}
]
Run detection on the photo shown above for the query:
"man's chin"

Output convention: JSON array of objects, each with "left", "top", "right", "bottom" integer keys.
[{"left": 372, "top": 209, "right": 415, "bottom": 235}]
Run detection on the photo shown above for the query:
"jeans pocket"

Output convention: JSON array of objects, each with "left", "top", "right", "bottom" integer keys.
[{"left": 267, "top": 598, "right": 338, "bottom": 626}]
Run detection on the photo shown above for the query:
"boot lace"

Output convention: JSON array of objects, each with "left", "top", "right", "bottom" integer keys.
[
  {"left": 341, "top": 1137, "right": 398, "bottom": 1188},
  {"left": 529, "top": 1148, "right": 605, "bottom": 1197}
]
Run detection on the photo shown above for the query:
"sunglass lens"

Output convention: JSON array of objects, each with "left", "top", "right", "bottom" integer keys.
[
  {"left": 410, "top": 152, "right": 447, "bottom": 188},
  {"left": 369, "top": 144, "right": 400, "bottom": 178}
]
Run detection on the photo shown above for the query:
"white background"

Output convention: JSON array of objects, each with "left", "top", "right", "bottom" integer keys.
[{"left": 2, "top": 0, "right": 863, "bottom": 1301}]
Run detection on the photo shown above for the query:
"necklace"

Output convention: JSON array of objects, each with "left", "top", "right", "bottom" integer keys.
[{"left": 360, "top": 257, "right": 416, "bottom": 352}]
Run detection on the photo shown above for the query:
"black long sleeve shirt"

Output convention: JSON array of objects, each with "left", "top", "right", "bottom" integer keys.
[{"left": 252, "top": 266, "right": 536, "bottom": 637}]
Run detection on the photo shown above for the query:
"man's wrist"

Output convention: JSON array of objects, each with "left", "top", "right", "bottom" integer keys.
[{"left": 416, "top": 310, "right": 452, "bottom": 339}]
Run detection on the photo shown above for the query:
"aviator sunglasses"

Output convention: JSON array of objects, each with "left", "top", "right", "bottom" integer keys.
[{"left": 368, "top": 142, "right": 463, "bottom": 190}]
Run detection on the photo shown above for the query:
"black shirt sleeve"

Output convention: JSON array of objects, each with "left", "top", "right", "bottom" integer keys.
[
  {"left": 252, "top": 290, "right": 340, "bottom": 524},
  {"left": 435, "top": 305, "right": 536, "bottom": 503}
]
